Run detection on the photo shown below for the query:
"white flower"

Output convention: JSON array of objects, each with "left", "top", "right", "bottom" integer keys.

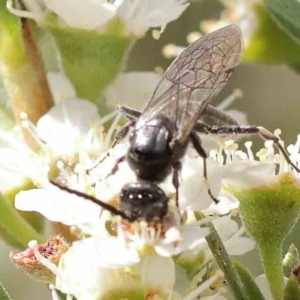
[
  {"left": 135, "top": 254, "right": 176, "bottom": 296},
  {"left": 7, "top": 0, "right": 189, "bottom": 36},
  {"left": 44, "top": 0, "right": 121, "bottom": 30},
  {"left": 47, "top": 72, "right": 76, "bottom": 104},
  {"left": 33, "top": 237, "right": 175, "bottom": 299},
  {"left": 36, "top": 99, "right": 102, "bottom": 157},
  {"left": 201, "top": 132, "right": 300, "bottom": 219},
  {"left": 178, "top": 215, "right": 255, "bottom": 268},
  {"left": 0, "top": 73, "right": 118, "bottom": 192},
  {"left": 118, "top": 0, "right": 189, "bottom": 37},
  {"left": 54, "top": 239, "right": 142, "bottom": 299},
  {"left": 15, "top": 185, "right": 103, "bottom": 229},
  {"left": 128, "top": 214, "right": 211, "bottom": 257},
  {"left": 213, "top": 133, "right": 300, "bottom": 191},
  {"left": 7, "top": 0, "right": 122, "bottom": 30},
  {"left": 0, "top": 130, "right": 49, "bottom": 190},
  {"left": 104, "top": 71, "right": 161, "bottom": 110}
]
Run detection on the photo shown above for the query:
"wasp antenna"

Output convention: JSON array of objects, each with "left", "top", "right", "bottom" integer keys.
[{"left": 50, "top": 181, "right": 131, "bottom": 221}]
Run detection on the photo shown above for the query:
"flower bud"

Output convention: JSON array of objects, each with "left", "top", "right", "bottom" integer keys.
[{"left": 10, "top": 236, "right": 69, "bottom": 283}]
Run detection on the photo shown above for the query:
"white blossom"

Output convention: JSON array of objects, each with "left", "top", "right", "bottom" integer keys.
[
  {"left": 212, "top": 134, "right": 300, "bottom": 191},
  {"left": 104, "top": 71, "right": 161, "bottom": 110},
  {"left": 15, "top": 185, "right": 103, "bottom": 228},
  {"left": 0, "top": 130, "right": 49, "bottom": 190},
  {"left": 178, "top": 215, "right": 255, "bottom": 267},
  {"left": 0, "top": 74, "right": 118, "bottom": 192},
  {"left": 118, "top": 0, "right": 189, "bottom": 37},
  {"left": 12, "top": 68, "right": 300, "bottom": 300},
  {"left": 47, "top": 72, "right": 76, "bottom": 104},
  {"left": 36, "top": 99, "right": 102, "bottom": 157},
  {"left": 7, "top": 0, "right": 189, "bottom": 36}
]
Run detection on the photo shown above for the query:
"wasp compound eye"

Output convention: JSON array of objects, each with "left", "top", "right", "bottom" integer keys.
[{"left": 119, "top": 182, "right": 169, "bottom": 222}]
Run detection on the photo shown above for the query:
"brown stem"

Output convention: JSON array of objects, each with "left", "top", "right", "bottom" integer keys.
[{"left": 3, "top": 16, "right": 54, "bottom": 150}]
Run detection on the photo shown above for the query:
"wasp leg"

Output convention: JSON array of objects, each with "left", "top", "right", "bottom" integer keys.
[
  {"left": 104, "top": 155, "right": 126, "bottom": 179},
  {"left": 87, "top": 121, "right": 133, "bottom": 174},
  {"left": 189, "top": 131, "right": 219, "bottom": 204},
  {"left": 172, "top": 161, "right": 181, "bottom": 209},
  {"left": 195, "top": 124, "right": 300, "bottom": 173},
  {"left": 117, "top": 104, "right": 141, "bottom": 121},
  {"left": 88, "top": 104, "right": 140, "bottom": 173},
  {"left": 50, "top": 181, "right": 131, "bottom": 221}
]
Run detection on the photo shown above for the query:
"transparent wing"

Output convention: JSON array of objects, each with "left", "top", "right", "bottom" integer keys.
[{"left": 137, "top": 24, "right": 244, "bottom": 144}]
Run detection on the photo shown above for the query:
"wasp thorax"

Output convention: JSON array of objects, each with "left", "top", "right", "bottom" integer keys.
[{"left": 127, "top": 115, "right": 175, "bottom": 181}]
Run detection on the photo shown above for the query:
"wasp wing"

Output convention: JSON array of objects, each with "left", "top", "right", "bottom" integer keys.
[{"left": 137, "top": 24, "right": 244, "bottom": 144}]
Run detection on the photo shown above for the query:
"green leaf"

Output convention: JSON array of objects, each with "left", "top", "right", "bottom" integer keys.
[
  {"left": 0, "top": 192, "right": 43, "bottom": 248},
  {"left": 0, "top": 224, "right": 24, "bottom": 249},
  {"left": 284, "top": 275, "right": 300, "bottom": 300},
  {"left": 0, "top": 0, "right": 25, "bottom": 66},
  {"left": 0, "top": 282, "right": 12, "bottom": 300},
  {"left": 233, "top": 260, "right": 265, "bottom": 300},
  {"left": 3, "top": 180, "right": 44, "bottom": 232},
  {"left": 244, "top": 4, "right": 300, "bottom": 64},
  {"left": 45, "top": 18, "right": 134, "bottom": 105},
  {"left": 264, "top": 0, "right": 300, "bottom": 43}
]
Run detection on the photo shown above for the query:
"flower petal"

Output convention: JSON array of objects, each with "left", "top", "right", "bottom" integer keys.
[
  {"left": 213, "top": 216, "right": 238, "bottom": 241},
  {"left": 45, "top": 0, "right": 119, "bottom": 29},
  {"left": 222, "top": 161, "right": 275, "bottom": 189},
  {"left": 118, "top": 0, "right": 189, "bottom": 36},
  {"left": 203, "top": 189, "right": 240, "bottom": 215},
  {"left": 155, "top": 222, "right": 209, "bottom": 256},
  {"left": 37, "top": 99, "right": 101, "bottom": 156},
  {"left": 104, "top": 72, "right": 160, "bottom": 110},
  {"left": 178, "top": 152, "right": 222, "bottom": 211},
  {"left": 0, "top": 132, "right": 48, "bottom": 189},
  {"left": 15, "top": 186, "right": 102, "bottom": 226},
  {"left": 56, "top": 237, "right": 140, "bottom": 300},
  {"left": 136, "top": 254, "right": 175, "bottom": 295},
  {"left": 47, "top": 72, "right": 76, "bottom": 103}
]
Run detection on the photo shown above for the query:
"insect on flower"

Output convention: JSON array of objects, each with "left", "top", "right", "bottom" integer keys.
[{"left": 53, "top": 24, "right": 300, "bottom": 223}]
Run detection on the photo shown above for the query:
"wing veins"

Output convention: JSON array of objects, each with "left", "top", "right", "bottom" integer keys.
[{"left": 137, "top": 25, "right": 244, "bottom": 143}]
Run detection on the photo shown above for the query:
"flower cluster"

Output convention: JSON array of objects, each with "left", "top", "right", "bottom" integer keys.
[
  {"left": 5, "top": 67, "right": 300, "bottom": 298},
  {"left": 8, "top": 0, "right": 189, "bottom": 37},
  {"left": 12, "top": 84, "right": 287, "bottom": 299}
]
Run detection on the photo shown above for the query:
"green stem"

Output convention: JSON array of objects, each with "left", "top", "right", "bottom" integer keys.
[
  {"left": 233, "top": 260, "right": 265, "bottom": 300},
  {"left": 260, "top": 243, "right": 284, "bottom": 300},
  {"left": 0, "top": 193, "right": 43, "bottom": 247},
  {"left": 204, "top": 221, "right": 248, "bottom": 300},
  {"left": 0, "top": 282, "right": 11, "bottom": 300}
]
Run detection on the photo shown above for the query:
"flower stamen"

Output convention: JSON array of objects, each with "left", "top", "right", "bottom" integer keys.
[{"left": 6, "top": 0, "right": 43, "bottom": 21}]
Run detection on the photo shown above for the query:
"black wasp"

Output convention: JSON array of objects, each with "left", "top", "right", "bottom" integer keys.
[{"left": 53, "top": 24, "right": 300, "bottom": 223}]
